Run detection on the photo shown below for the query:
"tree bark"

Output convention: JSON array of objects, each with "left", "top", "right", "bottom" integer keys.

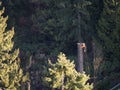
[
  {"left": 77, "top": 5, "right": 84, "bottom": 73},
  {"left": 77, "top": 9, "right": 82, "bottom": 43},
  {"left": 77, "top": 43, "right": 84, "bottom": 73},
  {"left": 27, "top": 81, "right": 31, "bottom": 90}
]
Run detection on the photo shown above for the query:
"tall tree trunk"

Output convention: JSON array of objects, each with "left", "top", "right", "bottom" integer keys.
[
  {"left": 77, "top": 10, "right": 82, "bottom": 43},
  {"left": 77, "top": 43, "right": 84, "bottom": 73},
  {"left": 115, "top": 0, "right": 117, "bottom": 29},
  {"left": 77, "top": 5, "right": 84, "bottom": 73}
]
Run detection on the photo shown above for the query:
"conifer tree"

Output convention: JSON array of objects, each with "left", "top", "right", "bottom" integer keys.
[
  {"left": 45, "top": 53, "right": 93, "bottom": 90},
  {"left": 97, "top": 0, "right": 120, "bottom": 74},
  {"left": 0, "top": 2, "right": 27, "bottom": 90},
  {"left": 95, "top": 0, "right": 120, "bottom": 89}
]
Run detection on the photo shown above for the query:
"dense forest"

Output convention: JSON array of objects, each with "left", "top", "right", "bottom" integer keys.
[{"left": 0, "top": 0, "right": 120, "bottom": 90}]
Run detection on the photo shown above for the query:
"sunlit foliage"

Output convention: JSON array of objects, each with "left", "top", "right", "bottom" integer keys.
[
  {"left": 45, "top": 52, "right": 93, "bottom": 90},
  {"left": 0, "top": 2, "right": 28, "bottom": 90}
]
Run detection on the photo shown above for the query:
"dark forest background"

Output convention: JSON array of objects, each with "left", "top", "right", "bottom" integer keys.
[{"left": 1, "top": 0, "right": 120, "bottom": 90}]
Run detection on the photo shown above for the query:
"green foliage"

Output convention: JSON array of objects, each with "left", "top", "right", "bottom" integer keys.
[
  {"left": 45, "top": 52, "right": 93, "bottom": 90},
  {"left": 2, "top": 0, "right": 120, "bottom": 89},
  {"left": 94, "top": 73, "right": 120, "bottom": 90},
  {"left": 29, "top": 0, "right": 92, "bottom": 55},
  {"left": 95, "top": 0, "right": 120, "bottom": 89},
  {"left": 96, "top": 0, "right": 120, "bottom": 74},
  {"left": 0, "top": 2, "right": 28, "bottom": 90}
]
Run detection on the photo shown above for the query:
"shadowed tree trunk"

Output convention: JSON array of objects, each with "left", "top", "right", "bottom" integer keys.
[
  {"left": 77, "top": 6, "right": 84, "bottom": 73},
  {"left": 77, "top": 43, "right": 84, "bottom": 73}
]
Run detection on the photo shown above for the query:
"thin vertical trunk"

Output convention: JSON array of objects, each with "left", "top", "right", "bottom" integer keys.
[
  {"left": 61, "top": 72, "right": 64, "bottom": 90},
  {"left": 77, "top": 4, "right": 84, "bottom": 73},
  {"left": 27, "top": 81, "right": 30, "bottom": 90},
  {"left": 77, "top": 43, "right": 84, "bottom": 73},
  {"left": 115, "top": 0, "right": 117, "bottom": 29},
  {"left": 78, "top": 10, "right": 82, "bottom": 43}
]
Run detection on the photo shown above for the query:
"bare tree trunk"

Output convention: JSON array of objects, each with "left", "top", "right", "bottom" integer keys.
[
  {"left": 77, "top": 5, "right": 84, "bottom": 73},
  {"left": 77, "top": 11, "right": 82, "bottom": 42},
  {"left": 27, "top": 81, "right": 31, "bottom": 90},
  {"left": 77, "top": 43, "right": 84, "bottom": 73}
]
